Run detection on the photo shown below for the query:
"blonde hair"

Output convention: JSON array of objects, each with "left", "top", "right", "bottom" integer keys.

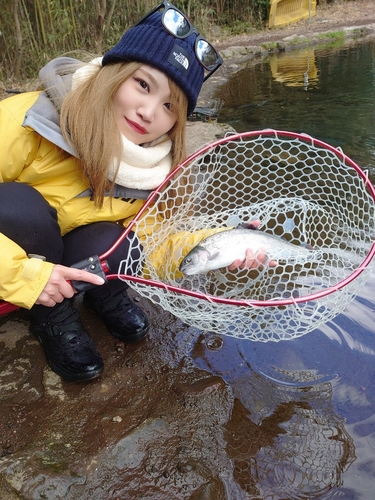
[{"left": 60, "top": 61, "right": 188, "bottom": 207}]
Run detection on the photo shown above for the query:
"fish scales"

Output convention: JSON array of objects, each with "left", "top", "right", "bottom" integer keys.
[{"left": 179, "top": 226, "right": 314, "bottom": 275}]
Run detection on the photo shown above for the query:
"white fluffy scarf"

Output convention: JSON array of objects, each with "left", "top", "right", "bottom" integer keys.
[
  {"left": 71, "top": 57, "right": 173, "bottom": 190},
  {"left": 108, "top": 135, "right": 172, "bottom": 190}
]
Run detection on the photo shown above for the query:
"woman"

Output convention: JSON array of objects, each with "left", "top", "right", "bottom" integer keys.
[{"left": 0, "top": 3, "right": 256, "bottom": 382}]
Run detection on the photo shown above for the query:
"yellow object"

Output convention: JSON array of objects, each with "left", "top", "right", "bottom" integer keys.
[{"left": 268, "top": 0, "right": 316, "bottom": 29}]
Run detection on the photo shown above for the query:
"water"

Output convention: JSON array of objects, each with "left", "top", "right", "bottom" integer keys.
[
  {"left": 218, "top": 40, "right": 375, "bottom": 176},
  {"left": 191, "top": 38, "right": 375, "bottom": 499}
]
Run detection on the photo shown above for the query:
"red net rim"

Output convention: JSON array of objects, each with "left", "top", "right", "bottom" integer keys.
[{"left": 107, "top": 129, "right": 375, "bottom": 307}]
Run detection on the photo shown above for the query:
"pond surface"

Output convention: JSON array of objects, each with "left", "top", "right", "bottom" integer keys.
[
  {"left": 191, "top": 38, "right": 375, "bottom": 498},
  {"left": 218, "top": 39, "right": 375, "bottom": 175}
]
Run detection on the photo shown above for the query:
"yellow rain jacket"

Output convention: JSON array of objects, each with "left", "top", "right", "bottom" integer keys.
[{"left": 0, "top": 58, "right": 212, "bottom": 309}]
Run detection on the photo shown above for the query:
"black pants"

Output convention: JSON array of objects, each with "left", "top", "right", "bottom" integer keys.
[{"left": 0, "top": 183, "right": 141, "bottom": 322}]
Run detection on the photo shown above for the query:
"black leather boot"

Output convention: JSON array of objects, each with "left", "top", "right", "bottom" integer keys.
[
  {"left": 83, "top": 289, "right": 149, "bottom": 343},
  {"left": 30, "top": 299, "right": 104, "bottom": 382}
]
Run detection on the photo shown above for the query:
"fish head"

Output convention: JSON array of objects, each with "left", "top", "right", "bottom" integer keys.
[{"left": 179, "top": 246, "right": 213, "bottom": 275}]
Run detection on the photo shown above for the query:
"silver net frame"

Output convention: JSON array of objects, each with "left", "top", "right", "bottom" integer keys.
[{"left": 113, "top": 129, "right": 375, "bottom": 342}]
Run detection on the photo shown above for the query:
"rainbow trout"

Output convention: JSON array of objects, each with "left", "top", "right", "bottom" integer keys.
[{"left": 179, "top": 223, "right": 314, "bottom": 275}]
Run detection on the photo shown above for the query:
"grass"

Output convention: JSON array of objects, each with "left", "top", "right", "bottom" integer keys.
[{"left": 317, "top": 30, "right": 346, "bottom": 40}]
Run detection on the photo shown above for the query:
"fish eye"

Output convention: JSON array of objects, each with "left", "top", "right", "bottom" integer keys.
[{"left": 186, "top": 257, "right": 191, "bottom": 263}]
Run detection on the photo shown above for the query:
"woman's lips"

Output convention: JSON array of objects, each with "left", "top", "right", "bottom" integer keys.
[{"left": 126, "top": 118, "right": 147, "bottom": 135}]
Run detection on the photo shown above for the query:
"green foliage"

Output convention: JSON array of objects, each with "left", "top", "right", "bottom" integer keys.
[
  {"left": 253, "top": 0, "right": 271, "bottom": 22},
  {"left": 0, "top": 0, "right": 271, "bottom": 81},
  {"left": 317, "top": 30, "right": 346, "bottom": 39}
]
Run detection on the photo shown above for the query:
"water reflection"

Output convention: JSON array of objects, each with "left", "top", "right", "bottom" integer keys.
[
  {"left": 269, "top": 48, "right": 319, "bottom": 90},
  {"left": 225, "top": 387, "right": 355, "bottom": 499},
  {"left": 218, "top": 39, "right": 375, "bottom": 175},
  {"left": 193, "top": 339, "right": 357, "bottom": 499}
]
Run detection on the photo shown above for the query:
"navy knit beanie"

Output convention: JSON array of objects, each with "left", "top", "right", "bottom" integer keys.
[{"left": 102, "top": 11, "right": 204, "bottom": 115}]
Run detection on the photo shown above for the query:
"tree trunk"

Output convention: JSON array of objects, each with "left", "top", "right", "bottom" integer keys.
[{"left": 13, "top": 0, "right": 22, "bottom": 79}]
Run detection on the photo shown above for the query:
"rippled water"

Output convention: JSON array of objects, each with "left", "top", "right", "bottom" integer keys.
[{"left": 191, "top": 38, "right": 375, "bottom": 499}]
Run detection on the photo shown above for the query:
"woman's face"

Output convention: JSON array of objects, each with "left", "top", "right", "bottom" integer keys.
[{"left": 112, "top": 64, "right": 178, "bottom": 145}]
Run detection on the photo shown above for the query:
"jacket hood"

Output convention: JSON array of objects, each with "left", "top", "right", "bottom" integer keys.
[
  {"left": 21, "top": 57, "right": 158, "bottom": 200},
  {"left": 23, "top": 57, "right": 82, "bottom": 157}
]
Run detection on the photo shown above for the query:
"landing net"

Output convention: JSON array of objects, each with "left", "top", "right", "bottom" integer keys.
[{"left": 118, "top": 130, "right": 375, "bottom": 341}]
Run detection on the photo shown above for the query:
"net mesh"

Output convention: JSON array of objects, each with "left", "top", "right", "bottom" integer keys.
[{"left": 118, "top": 130, "right": 375, "bottom": 342}]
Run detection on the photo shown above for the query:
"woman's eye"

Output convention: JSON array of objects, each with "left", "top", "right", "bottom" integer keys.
[
  {"left": 136, "top": 79, "right": 149, "bottom": 91},
  {"left": 164, "top": 103, "right": 172, "bottom": 111}
]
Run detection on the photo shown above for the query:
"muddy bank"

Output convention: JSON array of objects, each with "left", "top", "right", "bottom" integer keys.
[
  {"left": 1, "top": 294, "right": 357, "bottom": 499},
  {"left": 0, "top": 297, "right": 234, "bottom": 499}
]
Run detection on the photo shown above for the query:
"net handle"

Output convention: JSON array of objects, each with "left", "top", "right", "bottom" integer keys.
[{"left": 2, "top": 130, "right": 373, "bottom": 316}]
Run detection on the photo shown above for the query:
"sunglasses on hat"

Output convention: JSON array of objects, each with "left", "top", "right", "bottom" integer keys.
[{"left": 135, "top": 0, "right": 223, "bottom": 81}]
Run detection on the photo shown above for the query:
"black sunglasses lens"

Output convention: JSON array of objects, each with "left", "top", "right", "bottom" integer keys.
[
  {"left": 196, "top": 39, "right": 219, "bottom": 70},
  {"left": 164, "top": 8, "right": 191, "bottom": 37}
]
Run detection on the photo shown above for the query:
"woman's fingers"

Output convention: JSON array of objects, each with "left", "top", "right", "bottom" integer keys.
[
  {"left": 228, "top": 248, "right": 278, "bottom": 271},
  {"left": 227, "top": 258, "right": 243, "bottom": 271},
  {"left": 35, "top": 264, "right": 105, "bottom": 306},
  {"left": 58, "top": 266, "right": 106, "bottom": 288}
]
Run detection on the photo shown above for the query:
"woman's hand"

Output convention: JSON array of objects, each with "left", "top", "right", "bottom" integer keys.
[
  {"left": 35, "top": 264, "right": 105, "bottom": 307},
  {"left": 228, "top": 248, "right": 277, "bottom": 271}
]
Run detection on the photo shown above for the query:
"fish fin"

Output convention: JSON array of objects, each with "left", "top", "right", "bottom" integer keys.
[
  {"left": 301, "top": 242, "right": 314, "bottom": 250},
  {"left": 236, "top": 222, "right": 259, "bottom": 231},
  {"left": 208, "top": 250, "right": 221, "bottom": 261}
]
